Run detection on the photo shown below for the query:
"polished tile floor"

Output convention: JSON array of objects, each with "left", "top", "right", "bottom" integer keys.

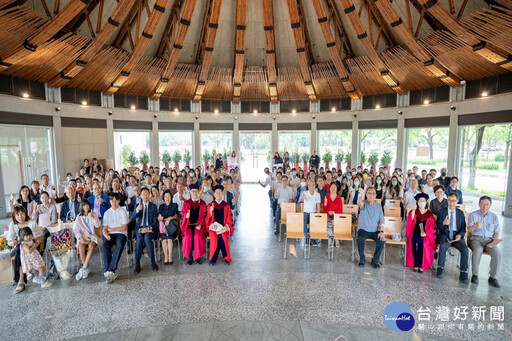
[{"left": 1, "top": 184, "right": 511, "bottom": 341}]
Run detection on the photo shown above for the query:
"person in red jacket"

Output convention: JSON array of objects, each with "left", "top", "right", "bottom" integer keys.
[
  {"left": 323, "top": 182, "right": 343, "bottom": 247},
  {"left": 181, "top": 184, "right": 207, "bottom": 265},
  {"left": 205, "top": 185, "right": 234, "bottom": 265}
]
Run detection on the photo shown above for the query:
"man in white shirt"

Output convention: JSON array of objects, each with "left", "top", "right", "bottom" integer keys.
[
  {"left": 125, "top": 175, "right": 137, "bottom": 199},
  {"left": 101, "top": 193, "right": 128, "bottom": 284},
  {"left": 404, "top": 179, "right": 421, "bottom": 213},
  {"left": 173, "top": 182, "right": 189, "bottom": 214},
  {"left": 301, "top": 179, "right": 321, "bottom": 244},
  {"left": 289, "top": 169, "right": 300, "bottom": 190},
  {"left": 40, "top": 174, "right": 56, "bottom": 199},
  {"left": 275, "top": 175, "right": 294, "bottom": 235},
  {"left": 258, "top": 167, "right": 274, "bottom": 207}
]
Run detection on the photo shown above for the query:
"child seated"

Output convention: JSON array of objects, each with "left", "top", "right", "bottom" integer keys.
[{"left": 20, "top": 227, "right": 52, "bottom": 288}]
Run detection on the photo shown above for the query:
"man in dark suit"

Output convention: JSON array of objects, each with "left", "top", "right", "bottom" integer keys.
[
  {"left": 60, "top": 187, "right": 80, "bottom": 222},
  {"left": 436, "top": 192, "right": 469, "bottom": 283},
  {"left": 134, "top": 187, "right": 159, "bottom": 273},
  {"left": 126, "top": 184, "right": 142, "bottom": 253},
  {"left": 88, "top": 182, "right": 111, "bottom": 223}
]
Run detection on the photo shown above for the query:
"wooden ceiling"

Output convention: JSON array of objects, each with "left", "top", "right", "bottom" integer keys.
[{"left": 0, "top": 0, "right": 510, "bottom": 102}]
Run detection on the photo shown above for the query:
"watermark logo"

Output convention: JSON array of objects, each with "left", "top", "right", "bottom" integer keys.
[{"left": 383, "top": 302, "right": 415, "bottom": 331}]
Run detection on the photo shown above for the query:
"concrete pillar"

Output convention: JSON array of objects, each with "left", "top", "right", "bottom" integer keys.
[
  {"left": 106, "top": 117, "right": 115, "bottom": 169},
  {"left": 447, "top": 109, "right": 459, "bottom": 175},
  {"left": 504, "top": 142, "right": 512, "bottom": 217},
  {"left": 271, "top": 121, "right": 278, "bottom": 154},
  {"left": 310, "top": 121, "right": 317, "bottom": 155},
  {"left": 52, "top": 116, "right": 65, "bottom": 179},
  {"left": 396, "top": 116, "right": 406, "bottom": 170},
  {"left": 352, "top": 119, "right": 359, "bottom": 168},
  {"left": 194, "top": 121, "right": 201, "bottom": 167},
  {"left": 233, "top": 121, "right": 240, "bottom": 154},
  {"left": 151, "top": 118, "right": 159, "bottom": 167}
]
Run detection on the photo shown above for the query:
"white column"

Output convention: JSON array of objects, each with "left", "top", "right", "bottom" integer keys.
[
  {"left": 310, "top": 121, "right": 317, "bottom": 154},
  {"left": 447, "top": 108, "right": 459, "bottom": 175},
  {"left": 233, "top": 121, "right": 240, "bottom": 154},
  {"left": 352, "top": 119, "right": 359, "bottom": 168},
  {"left": 151, "top": 118, "right": 159, "bottom": 167},
  {"left": 52, "top": 116, "right": 65, "bottom": 178},
  {"left": 504, "top": 143, "right": 512, "bottom": 217},
  {"left": 396, "top": 116, "right": 406, "bottom": 170},
  {"left": 194, "top": 121, "right": 201, "bottom": 167},
  {"left": 272, "top": 121, "right": 278, "bottom": 154},
  {"left": 106, "top": 117, "right": 115, "bottom": 170}
]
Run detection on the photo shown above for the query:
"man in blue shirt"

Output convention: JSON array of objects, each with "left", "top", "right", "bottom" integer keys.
[
  {"left": 357, "top": 187, "right": 385, "bottom": 268},
  {"left": 468, "top": 196, "right": 501, "bottom": 288},
  {"left": 445, "top": 176, "right": 463, "bottom": 204}
]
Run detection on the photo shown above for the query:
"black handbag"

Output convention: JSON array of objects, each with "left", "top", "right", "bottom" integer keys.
[{"left": 165, "top": 219, "right": 178, "bottom": 237}]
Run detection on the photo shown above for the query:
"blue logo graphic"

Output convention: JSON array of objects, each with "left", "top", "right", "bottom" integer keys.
[{"left": 383, "top": 302, "right": 415, "bottom": 331}]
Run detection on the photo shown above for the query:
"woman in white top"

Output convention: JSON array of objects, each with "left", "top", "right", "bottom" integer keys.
[
  {"left": 385, "top": 175, "right": 404, "bottom": 201},
  {"left": 348, "top": 175, "right": 365, "bottom": 205},
  {"left": 6, "top": 205, "right": 42, "bottom": 294},
  {"left": 73, "top": 200, "right": 101, "bottom": 281},
  {"left": 9, "top": 185, "right": 37, "bottom": 218},
  {"left": 150, "top": 185, "right": 164, "bottom": 207},
  {"left": 227, "top": 151, "right": 238, "bottom": 170}
]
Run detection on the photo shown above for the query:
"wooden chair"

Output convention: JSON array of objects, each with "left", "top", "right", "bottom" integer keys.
[
  {"left": 333, "top": 214, "right": 355, "bottom": 261},
  {"left": 381, "top": 216, "right": 406, "bottom": 265},
  {"left": 384, "top": 206, "right": 401, "bottom": 218},
  {"left": 343, "top": 204, "right": 359, "bottom": 236},
  {"left": 455, "top": 204, "right": 466, "bottom": 213},
  {"left": 308, "top": 213, "right": 330, "bottom": 260},
  {"left": 385, "top": 199, "right": 401, "bottom": 207},
  {"left": 283, "top": 213, "right": 305, "bottom": 259},
  {"left": 375, "top": 198, "right": 382, "bottom": 205},
  {"left": 279, "top": 202, "right": 297, "bottom": 242}
]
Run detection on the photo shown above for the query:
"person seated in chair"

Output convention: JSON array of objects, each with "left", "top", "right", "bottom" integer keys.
[
  {"left": 88, "top": 183, "right": 111, "bottom": 224},
  {"left": 101, "top": 193, "right": 128, "bottom": 284},
  {"left": 356, "top": 187, "right": 385, "bottom": 269},
  {"left": 206, "top": 185, "right": 234, "bottom": 266},
  {"left": 60, "top": 187, "right": 80, "bottom": 223},
  {"left": 134, "top": 187, "right": 159, "bottom": 273},
  {"left": 467, "top": 196, "right": 501, "bottom": 288},
  {"left": 436, "top": 192, "right": 469, "bottom": 283}
]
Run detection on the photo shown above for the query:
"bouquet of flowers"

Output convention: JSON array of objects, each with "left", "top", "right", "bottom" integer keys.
[{"left": 0, "top": 237, "right": 11, "bottom": 251}]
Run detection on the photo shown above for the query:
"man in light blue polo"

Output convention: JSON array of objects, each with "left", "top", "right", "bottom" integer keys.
[
  {"left": 468, "top": 196, "right": 501, "bottom": 288},
  {"left": 357, "top": 186, "right": 385, "bottom": 268}
]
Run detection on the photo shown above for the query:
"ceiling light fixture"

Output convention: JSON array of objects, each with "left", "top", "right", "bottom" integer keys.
[
  {"left": 331, "top": 107, "right": 336, "bottom": 112},
  {"left": 174, "top": 108, "right": 179, "bottom": 113},
  {"left": 423, "top": 100, "right": 430, "bottom": 105},
  {"left": 375, "top": 104, "right": 381, "bottom": 109},
  {"left": 130, "top": 105, "right": 136, "bottom": 110},
  {"left": 22, "top": 93, "right": 29, "bottom": 98},
  {"left": 291, "top": 109, "right": 297, "bottom": 115},
  {"left": 214, "top": 109, "right": 219, "bottom": 114},
  {"left": 481, "top": 92, "right": 488, "bottom": 97},
  {"left": 81, "top": 101, "right": 87, "bottom": 106},
  {"left": 253, "top": 109, "right": 258, "bottom": 115}
]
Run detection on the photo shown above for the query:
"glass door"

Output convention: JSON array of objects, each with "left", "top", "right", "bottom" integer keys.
[{"left": 240, "top": 131, "right": 272, "bottom": 182}]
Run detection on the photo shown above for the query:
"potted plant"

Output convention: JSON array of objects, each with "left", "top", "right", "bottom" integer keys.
[
  {"left": 368, "top": 152, "right": 379, "bottom": 168},
  {"left": 323, "top": 151, "right": 333, "bottom": 170},
  {"left": 344, "top": 152, "right": 352, "bottom": 169},
  {"left": 162, "top": 150, "right": 171, "bottom": 170},
  {"left": 172, "top": 150, "right": 182, "bottom": 169},
  {"left": 292, "top": 151, "right": 300, "bottom": 169},
  {"left": 183, "top": 150, "right": 191, "bottom": 168},
  {"left": 301, "top": 152, "right": 309, "bottom": 173},
  {"left": 203, "top": 150, "right": 211, "bottom": 171},
  {"left": 335, "top": 152, "right": 344, "bottom": 171},
  {"left": 139, "top": 151, "right": 150, "bottom": 171},
  {"left": 380, "top": 150, "right": 392, "bottom": 168}
]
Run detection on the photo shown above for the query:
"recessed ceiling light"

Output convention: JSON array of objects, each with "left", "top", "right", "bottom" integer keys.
[
  {"left": 81, "top": 101, "right": 87, "bottom": 106},
  {"left": 375, "top": 104, "right": 381, "bottom": 109},
  {"left": 22, "top": 93, "right": 29, "bottom": 98},
  {"left": 331, "top": 107, "right": 336, "bottom": 112},
  {"left": 481, "top": 92, "right": 488, "bottom": 97},
  {"left": 130, "top": 105, "right": 136, "bottom": 110},
  {"left": 253, "top": 109, "right": 258, "bottom": 115},
  {"left": 214, "top": 109, "right": 219, "bottom": 114},
  {"left": 423, "top": 100, "right": 430, "bottom": 105},
  {"left": 291, "top": 109, "right": 297, "bottom": 115},
  {"left": 174, "top": 108, "right": 179, "bottom": 113}
]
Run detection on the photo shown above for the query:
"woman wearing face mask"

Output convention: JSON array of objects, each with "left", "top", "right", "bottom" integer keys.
[
  {"left": 283, "top": 151, "right": 290, "bottom": 169},
  {"left": 405, "top": 193, "right": 437, "bottom": 273},
  {"left": 374, "top": 175, "right": 384, "bottom": 199},
  {"left": 294, "top": 177, "right": 308, "bottom": 211},
  {"left": 348, "top": 175, "right": 364, "bottom": 205},
  {"left": 339, "top": 176, "right": 350, "bottom": 204},
  {"left": 385, "top": 175, "right": 404, "bottom": 201}
]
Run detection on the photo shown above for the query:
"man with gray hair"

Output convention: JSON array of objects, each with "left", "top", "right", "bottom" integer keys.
[{"left": 468, "top": 196, "right": 501, "bottom": 288}]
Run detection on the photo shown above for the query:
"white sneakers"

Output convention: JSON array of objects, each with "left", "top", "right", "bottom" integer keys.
[
  {"left": 76, "top": 267, "right": 91, "bottom": 281},
  {"left": 103, "top": 271, "right": 117, "bottom": 284},
  {"left": 41, "top": 280, "right": 53, "bottom": 288}
]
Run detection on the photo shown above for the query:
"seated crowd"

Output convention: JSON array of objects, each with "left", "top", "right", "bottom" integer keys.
[
  {"left": 259, "top": 150, "right": 502, "bottom": 288},
  {"left": 6, "top": 156, "right": 241, "bottom": 293}
]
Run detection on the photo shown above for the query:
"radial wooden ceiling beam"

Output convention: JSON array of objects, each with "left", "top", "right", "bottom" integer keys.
[
  {"left": 324, "top": 0, "right": 355, "bottom": 58},
  {"left": 232, "top": 0, "right": 247, "bottom": 104},
  {"left": 48, "top": 0, "right": 137, "bottom": 88},
  {"left": 104, "top": 0, "right": 170, "bottom": 95},
  {"left": 285, "top": 0, "right": 318, "bottom": 101},
  {"left": 372, "top": 0, "right": 461, "bottom": 87},
  {"left": 262, "top": 0, "right": 278, "bottom": 103},
  {"left": 112, "top": 1, "right": 141, "bottom": 49},
  {"left": 192, "top": 0, "right": 223, "bottom": 102},
  {"left": 152, "top": 0, "right": 198, "bottom": 99},
  {"left": 338, "top": 0, "right": 406, "bottom": 94},
  {"left": 195, "top": 0, "right": 213, "bottom": 65},
  {"left": 416, "top": 0, "right": 512, "bottom": 71},
  {"left": 155, "top": 0, "right": 186, "bottom": 59},
  {"left": 40, "top": 0, "right": 52, "bottom": 18},
  {"left": 54, "top": 0, "right": 61, "bottom": 15},
  {"left": 0, "top": 0, "right": 21, "bottom": 10},
  {"left": 365, "top": 0, "right": 397, "bottom": 47},
  {"left": 96, "top": 0, "right": 104, "bottom": 34},
  {"left": 0, "top": 0, "right": 91, "bottom": 69},
  {"left": 311, "top": 0, "right": 360, "bottom": 99},
  {"left": 63, "top": 0, "right": 101, "bottom": 34},
  {"left": 409, "top": 0, "right": 445, "bottom": 31}
]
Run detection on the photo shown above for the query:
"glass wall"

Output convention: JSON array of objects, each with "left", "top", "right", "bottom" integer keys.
[
  {"left": 278, "top": 131, "right": 311, "bottom": 166},
  {"left": 359, "top": 129, "right": 397, "bottom": 168},
  {"left": 159, "top": 131, "right": 193, "bottom": 169},
  {"left": 318, "top": 130, "right": 352, "bottom": 169},
  {"left": 240, "top": 131, "right": 272, "bottom": 182},
  {"left": 114, "top": 131, "right": 151, "bottom": 170},
  {"left": 459, "top": 124, "right": 511, "bottom": 213},
  {"left": 406, "top": 127, "right": 449, "bottom": 172},
  {"left": 200, "top": 131, "right": 232, "bottom": 167},
  {"left": 0, "top": 125, "right": 55, "bottom": 214}
]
